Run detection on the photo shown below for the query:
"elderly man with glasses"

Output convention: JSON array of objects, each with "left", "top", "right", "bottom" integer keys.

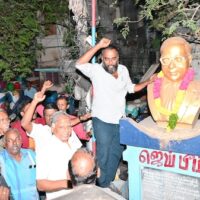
[
  {"left": 21, "top": 90, "right": 82, "bottom": 199},
  {"left": 148, "top": 36, "right": 200, "bottom": 130}
]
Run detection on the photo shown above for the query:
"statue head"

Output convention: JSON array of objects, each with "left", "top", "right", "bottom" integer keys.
[{"left": 160, "top": 37, "right": 192, "bottom": 82}]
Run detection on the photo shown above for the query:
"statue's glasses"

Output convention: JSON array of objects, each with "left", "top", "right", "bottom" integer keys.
[{"left": 160, "top": 56, "right": 187, "bottom": 66}]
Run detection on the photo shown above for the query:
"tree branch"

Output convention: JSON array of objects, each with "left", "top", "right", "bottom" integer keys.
[{"left": 191, "top": 5, "right": 200, "bottom": 20}]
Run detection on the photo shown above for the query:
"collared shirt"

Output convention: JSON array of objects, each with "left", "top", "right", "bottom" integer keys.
[
  {"left": 76, "top": 63, "right": 135, "bottom": 124},
  {"left": 0, "top": 149, "right": 38, "bottom": 200},
  {"left": 28, "top": 123, "right": 82, "bottom": 199}
]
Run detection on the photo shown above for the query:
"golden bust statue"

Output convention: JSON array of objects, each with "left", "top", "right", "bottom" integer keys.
[{"left": 148, "top": 37, "right": 200, "bottom": 130}]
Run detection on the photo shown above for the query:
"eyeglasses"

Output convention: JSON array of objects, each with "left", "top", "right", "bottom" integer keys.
[
  {"left": 160, "top": 56, "right": 187, "bottom": 65},
  {"left": 0, "top": 118, "right": 10, "bottom": 124}
]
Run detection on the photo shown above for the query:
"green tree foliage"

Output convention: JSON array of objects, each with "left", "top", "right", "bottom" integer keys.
[
  {"left": 113, "top": 17, "right": 130, "bottom": 39},
  {"left": 0, "top": 0, "right": 70, "bottom": 81},
  {"left": 113, "top": 0, "right": 200, "bottom": 41},
  {"left": 138, "top": 0, "right": 200, "bottom": 39}
]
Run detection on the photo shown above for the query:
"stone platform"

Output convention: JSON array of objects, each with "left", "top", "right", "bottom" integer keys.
[{"left": 120, "top": 117, "right": 200, "bottom": 155}]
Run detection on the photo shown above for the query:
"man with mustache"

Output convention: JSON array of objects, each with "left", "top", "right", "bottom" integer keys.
[
  {"left": 75, "top": 38, "right": 155, "bottom": 187},
  {"left": 0, "top": 128, "right": 38, "bottom": 200}
]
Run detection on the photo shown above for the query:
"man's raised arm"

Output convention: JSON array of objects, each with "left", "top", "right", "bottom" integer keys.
[
  {"left": 76, "top": 38, "right": 111, "bottom": 65},
  {"left": 21, "top": 81, "right": 53, "bottom": 133}
]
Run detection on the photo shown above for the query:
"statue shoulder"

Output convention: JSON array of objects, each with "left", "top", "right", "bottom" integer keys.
[{"left": 147, "top": 82, "right": 154, "bottom": 91}]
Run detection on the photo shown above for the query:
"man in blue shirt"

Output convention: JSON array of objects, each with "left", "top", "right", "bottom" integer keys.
[{"left": 0, "top": 128, "right": 39, "bottom": 200}]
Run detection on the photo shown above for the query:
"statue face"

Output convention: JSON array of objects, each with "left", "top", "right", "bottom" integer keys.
[{"left": 160, "top": 44, "right": 191, "bottom": 82}]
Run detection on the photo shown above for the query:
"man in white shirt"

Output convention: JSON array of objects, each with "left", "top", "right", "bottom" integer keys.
[
  {"left": 21, "top": 83, "right": 82, "bottom": 199},
  {"left": 36, "top": 111, "right": 81, "bottom": 199},
  {"left": 75, "top": 38, "right": 155, "bottom": 187}
]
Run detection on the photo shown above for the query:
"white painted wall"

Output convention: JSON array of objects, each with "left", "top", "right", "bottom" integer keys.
[{"left": 37, "top": 33, "right": 67, "bottom": 67}]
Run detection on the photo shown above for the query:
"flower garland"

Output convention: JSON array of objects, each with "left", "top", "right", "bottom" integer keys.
[{"left": 153, "top": 68, "right": 194, "bottom": 131}]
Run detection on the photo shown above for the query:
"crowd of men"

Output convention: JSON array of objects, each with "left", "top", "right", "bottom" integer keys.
[
  {"left": 0, "top": 81, "right": 92, "bottom": 200},
  {"left": 0, "top": 37, "right": 155, "bottom": 200}
]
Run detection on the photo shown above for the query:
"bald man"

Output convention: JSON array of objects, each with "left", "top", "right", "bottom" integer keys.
[
  {"left": 68, "top": 148, "right": 97, "bottom": 186},
  {"left": 0, "top": 128, "right": 38, "bottom": 200},
  {"left": 55, "top": 148, "right": 125, "bottom": 200}
]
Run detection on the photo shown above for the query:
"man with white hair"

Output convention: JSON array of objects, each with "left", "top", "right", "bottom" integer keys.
[{"left": 22, "top": 90, "right": 82, "bottom": 199}]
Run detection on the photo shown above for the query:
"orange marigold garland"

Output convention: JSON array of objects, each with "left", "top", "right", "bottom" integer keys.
[{"left": 153, "top": 68, "right": 194, "bottom": 130}]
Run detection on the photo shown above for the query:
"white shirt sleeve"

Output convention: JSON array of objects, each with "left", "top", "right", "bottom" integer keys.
[
  {"left": 122, "top": 65, "right": 135, "bottom": 93},
  {"left": 75, "top": 63, "right": 97, "bottom": 79},
  {"left": 27, "top": 123, "right": 49, "bottom": 138}
]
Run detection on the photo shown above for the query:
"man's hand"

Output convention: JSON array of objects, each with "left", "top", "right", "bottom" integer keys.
[
  {"left": 41, "top": 80, "right": 53, "bottom": 94},
  {"left": 80, "top": 113, "right": 92, "bottom": 121},
  {"left": 134, "top": 73, "right": 158, "bottom": 92},
  {"left": 0, "top": 186, "right": 9, "bottom": 200},
  {"left": 33, "top": 92, "right": 46, "bottom": 104},
  {"left": 98, "top": 38, "right": 111, "bottom": 49},
  {"left": 76, "top": 38, "right": 111, "bottom": 65}
]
